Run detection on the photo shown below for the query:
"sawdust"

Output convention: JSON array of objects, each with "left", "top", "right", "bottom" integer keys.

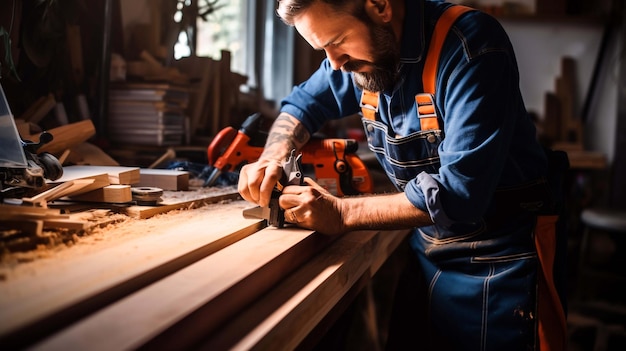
[{"left": 0, "top": 184, "right": 245, "bottom": 281}]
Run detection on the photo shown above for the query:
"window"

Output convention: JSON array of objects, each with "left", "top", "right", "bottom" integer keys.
[{"left": 186, "top": 0, "right": 295, "bottom": 104}]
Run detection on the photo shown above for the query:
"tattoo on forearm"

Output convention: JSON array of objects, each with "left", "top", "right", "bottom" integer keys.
[{"left": 261, "top": 113, "right": 310, "bottom": 160}]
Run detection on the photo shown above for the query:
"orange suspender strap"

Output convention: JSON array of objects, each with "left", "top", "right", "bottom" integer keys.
[
  {"left": 360, "top": 5, "right": 473, "bottom": 131},
  {"left": 360, "top": 89, "right": 379, "bottom": 121},
  {"left": 417, "top": 5, "right": 472, "bottom": 130}
]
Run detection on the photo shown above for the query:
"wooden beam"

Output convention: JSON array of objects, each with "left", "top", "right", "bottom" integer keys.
[
  {"left": 58, "top": 165, "right": 140, "bottom": 185},
  {"left": 0, "top": 201, "right": 264, "bottom": 348},
  {"left": 137, "top": 169, "right": 189, "bottom": 191},
  {"left": 200, "top": 229, "right": 409, "bottom": 350}
]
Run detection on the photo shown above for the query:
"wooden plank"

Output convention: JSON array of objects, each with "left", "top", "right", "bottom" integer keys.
[
  {"left": 119, "top": 190, "right": 240, "bottom": 219},
  {"left": 28, "top": 225, "right": 334, "bottom": 351},
  {"left": 202, "top": 230, "right": 409, "bottom": 351},
  {"left": 0, "top": 201, "right": 264, "bottom": 348},
  {"left": 137, "top": 169, "right": 189, "bottom": 191},
  {"left": 50, "top": 170, "right": 110, "bottom": 197},
  {"left": 68, "top": 184, "right": 132, "bottom": 203},
  {"left": 25, "top": 120, "right": 96, "bottom": 157},
  {"left": 22, "top": 179, "right": 96, "bottom": 206},
  {"left": 60, "top": 165, "right": 140, "bottom": 185},
  {"left": 28, "top": 226, "right": 409, "bottom": 351}
]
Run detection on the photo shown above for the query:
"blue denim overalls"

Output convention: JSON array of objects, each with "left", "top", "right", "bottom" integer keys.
[{"left": 359, "top": 4, "right": 567, "bottom": 351}]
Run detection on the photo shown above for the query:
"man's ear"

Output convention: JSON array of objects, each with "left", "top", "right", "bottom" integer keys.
[{"left": 365, "top": 0, "right": 392, "bottom": 24}]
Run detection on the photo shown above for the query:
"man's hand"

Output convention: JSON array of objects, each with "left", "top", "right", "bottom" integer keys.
[
  {"left": 279, "top": 178, "right": 435, "bottom": 235},
  {"left": 238, "top": 113, "right": 311, "bottom": 207},
  {"left": 279, "top": 177, "right": 347, "bottom": 236},
  {"left": 238, "top": 158, "right": 284, "bottom": 207}
]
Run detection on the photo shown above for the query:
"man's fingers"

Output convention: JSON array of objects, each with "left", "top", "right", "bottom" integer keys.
[
  {"left": 237, "top": 165, "right": 255, "bottom": 203},
  {"left": 258, "top": 162, "right": 283, "bottom": 207},
  {"left": 303, "top": 177, "right": 331, "bottom": 195}
]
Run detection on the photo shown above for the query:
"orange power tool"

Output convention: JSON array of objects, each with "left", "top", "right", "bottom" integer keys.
[{"left": 205, "top": 113, "right": 373, "bottom": 196}]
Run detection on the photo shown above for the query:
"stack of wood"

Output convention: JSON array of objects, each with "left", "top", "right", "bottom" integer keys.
[
  {"left": 173, "top": 52, "right": 249, "bottom": 143},
  {"left": 123, "top": 50, "right": 249, "bottom": 144},
  {"left": 108, "top": 82, "right": 190, "bottom": 146},
  {"left": 540, "top": 57, "right": 607, "bottom": 170}
]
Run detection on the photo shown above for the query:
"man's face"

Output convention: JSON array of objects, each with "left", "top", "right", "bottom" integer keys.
[{"left": 293, "top": 1, "right": 400, "bottom": 92}]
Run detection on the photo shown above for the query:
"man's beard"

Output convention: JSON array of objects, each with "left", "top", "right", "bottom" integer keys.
[{"left": 345, "top": 22, "right": 400, "bottom": 92}]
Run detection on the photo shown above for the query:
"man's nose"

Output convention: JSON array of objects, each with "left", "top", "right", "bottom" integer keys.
[{"left": 325, "top": 48, "right": 349, "bottom": 70}]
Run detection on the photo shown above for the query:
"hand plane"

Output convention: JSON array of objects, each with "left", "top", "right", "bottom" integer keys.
[{"left": 243, "top": 149, "right": 303, "bottom": 228}]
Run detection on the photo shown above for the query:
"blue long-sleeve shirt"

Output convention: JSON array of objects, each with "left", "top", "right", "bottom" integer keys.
[{"left": 279, "top": 0, "right": 548, "bottom": 227}]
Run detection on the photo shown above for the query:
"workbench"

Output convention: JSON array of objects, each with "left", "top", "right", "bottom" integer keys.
[{"left": 0, "top": 196, "right": 410, "bottom": 350}]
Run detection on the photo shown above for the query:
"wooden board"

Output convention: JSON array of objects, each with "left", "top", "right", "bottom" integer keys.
[
  {"left": 28, "top": 226, "right": 335, "bottom": 350},
  {"left": 27, "top": 226, "right": 409, "bottom": 350},
  {"left": 201, "top": 229, "right": 409, "bottom": 350},
  {"left": 22, "top": 179, "right": 96, "bottom": 206},
  {"left": 0, "top": 201, "right": 264, "bottom": 348},
  {"left": 49, "top": 170, "right": 110, "bottom": 197},
  {"left": 59, "top": 165, "right": 141, "bottom": 185},
  {"left": 137, "top": 169, "right": 189, "bottom": 191},
  {"left": 119, "top": 189, "right": 240, "bottom": 219},
  {"left": 25, "top": 120, "right": 96, "bottom": 157}
]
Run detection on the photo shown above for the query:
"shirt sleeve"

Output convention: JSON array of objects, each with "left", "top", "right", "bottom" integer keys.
[
  {"left": 404, "top": 14, "right": 545, "bottom": 225},
  {"left": 280, "top": 60, "right": 362, "bottom": 134}
]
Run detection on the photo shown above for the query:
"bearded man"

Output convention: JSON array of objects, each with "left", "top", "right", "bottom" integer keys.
[{"left": 238, "top": 1, "right": 568, "bottom": 350}]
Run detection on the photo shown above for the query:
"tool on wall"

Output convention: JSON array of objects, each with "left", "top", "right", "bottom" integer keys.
[{"left": 205, "top": 112, "right": 373, "bottom": 197}]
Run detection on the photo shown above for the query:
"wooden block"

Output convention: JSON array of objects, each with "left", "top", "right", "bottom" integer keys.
[
  {"left": 137, "top": 169, "right": 189, "bottom": 191},
  {"left": 59, "top": 165, "right": 140, "bottom": 185},
  {"left": 69, "top": 185, "right": 132, "bottom": 203}
]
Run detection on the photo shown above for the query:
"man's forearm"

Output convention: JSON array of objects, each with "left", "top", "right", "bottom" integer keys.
[
  {"left": 261, "top": 113, "right": 311, "bottom": 162},
  {"left": 341, "top": 192, "right": 434, "bottom": 231}
]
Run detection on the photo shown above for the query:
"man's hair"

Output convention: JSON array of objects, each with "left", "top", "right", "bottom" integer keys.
[{"left": 277, "top": 0, "right": 364, "bottom": 25}]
